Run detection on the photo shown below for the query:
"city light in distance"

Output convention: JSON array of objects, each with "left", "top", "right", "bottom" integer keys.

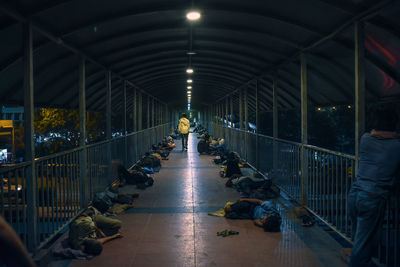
[
  {"left": 186, "top": 68, "right": 194, "bottom": 74},
  {"left": 186, "top": 11, "right": 201, "bottom": 21},
  {"left": 187, "top": 79, "right": 193, "bottom": 83}
]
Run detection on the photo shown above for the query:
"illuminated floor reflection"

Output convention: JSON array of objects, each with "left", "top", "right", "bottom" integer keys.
[{"left": 62, "top": 132, "right": 345, "bottom": 267}]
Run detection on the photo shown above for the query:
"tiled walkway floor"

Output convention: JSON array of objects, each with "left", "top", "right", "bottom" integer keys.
[{"left": 57, "top": 133, "right": 346, "bottom": 267}]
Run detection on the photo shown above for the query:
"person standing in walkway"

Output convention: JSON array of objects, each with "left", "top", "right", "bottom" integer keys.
[
  {"left": 178, "top": 113, "right": 190, "bottom": 151},
  {"left": 348, "top": 108, "right": 400, "bottom": 267}
]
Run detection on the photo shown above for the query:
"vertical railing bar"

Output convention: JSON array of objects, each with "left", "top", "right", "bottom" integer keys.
[
  {"left": 56, "top": 157, "right": 61, "bottom": 229},
  {"left": 335, "top": 156, "right": 339, "bottom": 228},
  {"left": 74, "top": 152, "right": 78, "bottom": 214},
  {"left": 70, "top": 153, "right": 73, "bottom": 219},
  {"left": 21, "top": 167, "right": 27, "bottom": 244},
  {"left": 35, "top": 164, "right": 40, "bottom": 244},
  {"left": 394, "top": 195, "right": 399, "bottom": 267},
  {"left": 45, "top": 160, "right": 50, "bottom": 239},
  {"left": 40, "top": 161, "right": 45, "bottom": 241},
  {"left": 15, "top": 168, "right": 20, "bottom": 235},
  {"left": 7, "top": 171, "right": 12, "bottom": 224},
  {"left": 345, "top": 158, "right": 349, "bottom": 234},
  {"left": 0, "top": 172, "right": 4, "bottom": 218},
  {"left": 329, "top": 155, "right": 335, "bottom": 223},
  {"left": 50, "top": 158, "right": 55, "bottom": 234},
  {"left": 385, "top": 202, "right": 390, "bottom": 265}
]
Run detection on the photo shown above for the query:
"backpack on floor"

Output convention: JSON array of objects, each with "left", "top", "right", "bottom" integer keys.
[
  {"left": 197, "top": 140, "right": 209, "bottom": 154},
  {"left": 93, "top": 192, "right": 113, "bottom": 213}
]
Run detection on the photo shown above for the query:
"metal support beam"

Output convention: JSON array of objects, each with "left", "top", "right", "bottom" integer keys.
[
  {"left": 230, "top": 95, "right": 234, "bottom": 128},
  {"left": 146, "top": 95, "right": 150, "bottom": 129},
  {"left": 239, "top": 89, "right": 243, "bottom": 130},
  {"left": 106, "top": 71, "right": 112, "bottom": 140},
  {"left": 152, "top": 97, "right": 155, "bottom": 127},
  {"left": 244, "top": 88, "right": 249, "bottom": 132},
  {"left": 244, "top": 88, "right": 249, "bottom": 160},
  {"left": 133, "top": 87, "right": 137, "bottom": 132},
  {"left": 300, "top": 53, "right": 308, "bottom": 206},
  {"left": 123, "top": 80, "right": 127, "bottom": 165},
  {"left": 255, "top": 80, "right": 260, "bottom": 169},
  {"left": 355, "top": 21, "right": 365, "bottom": 173},
  {"left": 273, "top": 74, "right": 279, "bottom": 182},
  {"left": 225, "top": 98, "right": 228, "bottom": 129},
  {"left": 23, "top": 22, "right": 37, "bottom": 252},
  {"left": 106, "top": 71, "right": 112, "bottom": 182},
  {"left": 138, "top": 91, "right": 142, "bottom": 130},
  {"left": 78, "top": 57, "right": 88, "bottom": 209}
]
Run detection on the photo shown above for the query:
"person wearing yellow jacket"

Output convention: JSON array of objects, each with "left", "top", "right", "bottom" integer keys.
[{"left": 178, "top": 113, "right": 190, "bottom": 151}]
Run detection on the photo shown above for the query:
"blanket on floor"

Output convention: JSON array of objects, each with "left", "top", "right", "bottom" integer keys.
[{"left": 52, "top": 235, "right": 93, "bottom": 260}]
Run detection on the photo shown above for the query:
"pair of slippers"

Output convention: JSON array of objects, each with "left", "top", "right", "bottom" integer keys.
[
  {"left": 301, "top": 215, "right": 315, "bottom": 227},
  {"left": 217, "top": 229, "right": 239, "bottom": 237}
]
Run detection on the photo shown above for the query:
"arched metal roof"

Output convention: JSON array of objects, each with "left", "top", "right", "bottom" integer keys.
[{"left": 0, "top": 0, "right": 399, "bottom": 112}]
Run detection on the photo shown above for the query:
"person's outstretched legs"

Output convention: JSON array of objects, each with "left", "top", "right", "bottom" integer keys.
[
  {"left": 181, "top": 133, "right": 188, "bottom": 151},
  {"left": 184, "top": 133, "right": 188, "bottom": 149}
]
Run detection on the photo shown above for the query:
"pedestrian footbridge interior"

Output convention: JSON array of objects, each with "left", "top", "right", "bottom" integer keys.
[{"left": 0, "top": 1, "right": 400, "bottom": 266}]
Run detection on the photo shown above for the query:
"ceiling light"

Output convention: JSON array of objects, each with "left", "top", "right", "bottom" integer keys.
[
  {"left": 186, "top": 11, "right": 201, "bottom": 21},
  {"left": 187, "top": 86, "right": 192, "bottom": 89},
  {"left": 186, "top": 68, "right": 194, "bottom": 74},
  {"left": 187, "top": 79, "right": 193, "bottom": 83},
  {"left": 187, "top": 51, "right": 196, "bottom": 55}
]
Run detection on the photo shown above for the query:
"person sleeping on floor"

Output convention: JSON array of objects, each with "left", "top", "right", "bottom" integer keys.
[
  {"left": 224, "top": 198, "right": 282, "bottom": 232},
  {"left": 68, "top": 206, "right": 123, "bottom": 256}
]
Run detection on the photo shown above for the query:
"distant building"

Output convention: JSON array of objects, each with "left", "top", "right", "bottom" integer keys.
[{"left": 1, "top": 106, "right": 24, "bottom": 127}]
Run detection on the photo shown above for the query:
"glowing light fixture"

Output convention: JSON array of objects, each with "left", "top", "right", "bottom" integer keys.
[
  {"left": 186, "top": 11, "right": 201, "bottom": 21},
  {"left": 187, "top": 86, "right": 192, "bottom": 89},
  {"left": 186, "top": 68, "right": 194, "bottom": 74},
  {"left": 348, "top": 105, "right": 352, "bottom": 109},
  {"left": 187, "top": 79, "right": 193, "bottom": 83},
  {"left": 317, "top": 107, "right": 321, "bottom": 111}
]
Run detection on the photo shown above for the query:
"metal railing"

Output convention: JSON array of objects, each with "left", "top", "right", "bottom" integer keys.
[
  {"left": 0, "top": 123, "right": 170, "bottom": 252},
  {"left": 213, "top": 123, "right": 399, "bottom": 266}
]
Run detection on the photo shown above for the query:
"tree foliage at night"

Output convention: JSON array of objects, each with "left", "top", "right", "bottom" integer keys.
[{"left": 34, "top": 108, "right": 104, "bottom": 156}]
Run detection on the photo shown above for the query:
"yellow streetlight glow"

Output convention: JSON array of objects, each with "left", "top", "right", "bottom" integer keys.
[{"left": 186, "top": 11, "right": 201, "bottom": 21}]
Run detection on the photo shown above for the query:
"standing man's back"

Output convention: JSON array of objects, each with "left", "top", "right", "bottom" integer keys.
[
  {"left": 178, "top": 113, "right": 190, "bottom": 151},
  {"left": 348, "top": 108, "right": 400, "bottom": 267}
]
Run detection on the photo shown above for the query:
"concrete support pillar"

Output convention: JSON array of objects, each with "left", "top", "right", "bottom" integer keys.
[
  {"left": 355, "top": 21, "right": 365, "bottom": 174},
  {"left": 300, "top": 53, "right": 308, "bottom": 206},
  {"left": 79, "top": 58, "right": 88, "bottom": 208},
  {"left": 273, "top": 74, "right": 279, "bottom": 182},
  {"left": 23, "top": 22, "right": 37, "bottom": 251},
  {"left": 255, "top": 80, "right": 260, "bottom": 169}
]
